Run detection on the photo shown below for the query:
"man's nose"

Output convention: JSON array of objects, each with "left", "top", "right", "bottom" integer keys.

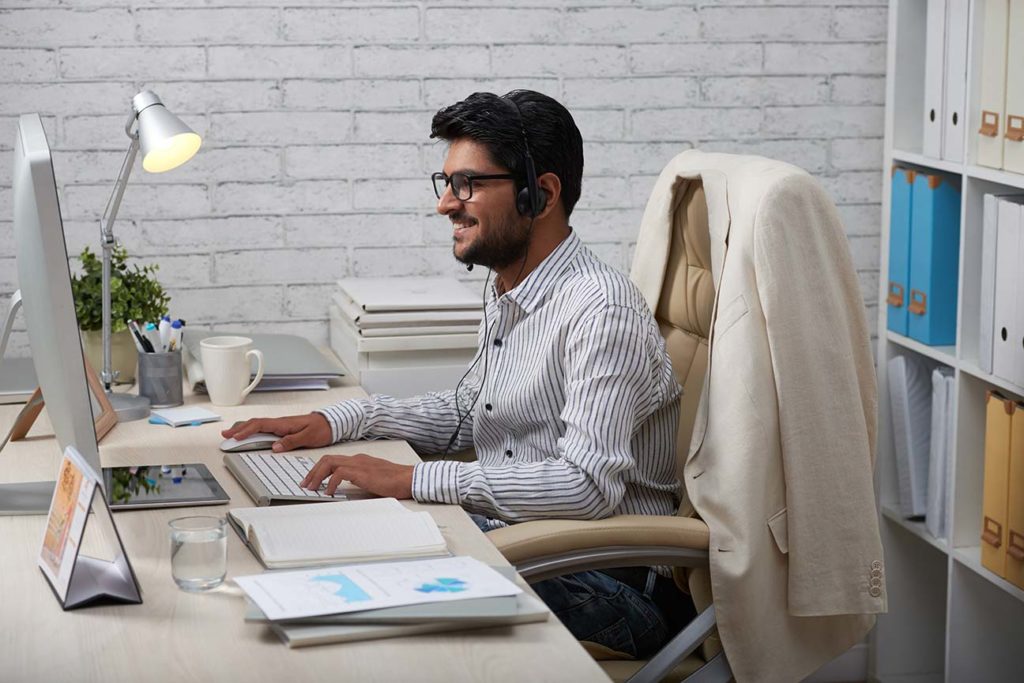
[{"left": 437, "top": 183, "right": 461, "bottom": 215}]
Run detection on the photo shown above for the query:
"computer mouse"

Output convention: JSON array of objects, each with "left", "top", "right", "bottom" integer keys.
[{"left": 219, "top": 433, "right": 280, "bottom": 453}]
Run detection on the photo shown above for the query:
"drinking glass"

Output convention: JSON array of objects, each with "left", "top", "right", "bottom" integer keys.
[{"left": 169, "top": 516, "right": 227, "bottom": 592}]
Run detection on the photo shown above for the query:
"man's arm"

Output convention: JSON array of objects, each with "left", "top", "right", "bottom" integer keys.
[{"left": 412, "top": 303, "right": 675, "bottom": 518}]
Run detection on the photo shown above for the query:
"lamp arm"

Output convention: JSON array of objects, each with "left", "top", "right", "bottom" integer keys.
[{"left": 98, "top": 127, "right": 140, "bottom": 390}]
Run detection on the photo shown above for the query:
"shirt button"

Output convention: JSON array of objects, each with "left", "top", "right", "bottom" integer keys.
[
  {"left": 493, "top": 338, "right": 503, "bottom": 347},
  {"left": 485, "top": 404, "right": 493, "bottom": 411},
  {"left": 504, "top": 450, "right": 513, "bottom": 458}
]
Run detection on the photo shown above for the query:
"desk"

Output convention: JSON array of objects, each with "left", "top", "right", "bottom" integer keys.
[{"left": 0, "top": 384, "right": 609, "bottom": 682}]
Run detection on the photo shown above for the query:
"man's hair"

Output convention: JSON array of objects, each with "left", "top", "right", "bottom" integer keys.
[{"left": 430, "top": 90, "right": 584, "bottom": 218}]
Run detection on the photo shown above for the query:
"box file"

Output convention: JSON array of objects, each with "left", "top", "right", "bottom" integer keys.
[
  {"left": 1007, "top": 401, "right": 1024, "bottom": 589},
  {"left": 976, "top": 0, "right": 1010, "bottom": 169},
  {"left": 942, "top": 0, "right": 969, "bottom": 162},
  {"left": 907, "top": 173, "right": 960, "bottom": 346},
  {"left": 926, "top": 367, "right": 955, "bottom": 540},
  {"left": 1003, "top": 0, "right": 1024, "bottom": 173},
  {"left": 887, "top": 167, "right": 915, "bottom": 336},
  {"left": 888, "top": 354, "right": 933, "bottom": 518},
  {"left": 992, "top": 198, "right": 1022, "bottom": 383},
  {"left": 979, "top": 195, "right": 1000, "bottom": 373},
  {"left": 981, "top": 391, "right": 1014, "bottom": 578},
  {"left": 923, "top": 0, "right": 947, "bottom": 158}
]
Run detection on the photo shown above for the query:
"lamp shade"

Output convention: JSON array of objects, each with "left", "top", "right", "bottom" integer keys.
[{"left": 132, "top": 91, "right": 201, "bottom": 173}]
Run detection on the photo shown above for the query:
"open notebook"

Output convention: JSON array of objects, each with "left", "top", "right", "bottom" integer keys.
[{"left": 228, "top": 498, "right": 448, "bottom": 569}]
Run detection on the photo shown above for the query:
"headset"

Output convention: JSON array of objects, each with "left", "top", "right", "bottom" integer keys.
[{"left": 441, "top": 94, "right": 546, "bottom": 458}]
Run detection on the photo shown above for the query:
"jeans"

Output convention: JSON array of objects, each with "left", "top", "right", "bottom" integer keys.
[{"left": 470, "top": 514, "right": 686, "bottom": 659}]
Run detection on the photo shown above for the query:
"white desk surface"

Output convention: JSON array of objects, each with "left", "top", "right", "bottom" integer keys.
[{"left": 0, "top": 383, "right": 609, "bottom": 682}]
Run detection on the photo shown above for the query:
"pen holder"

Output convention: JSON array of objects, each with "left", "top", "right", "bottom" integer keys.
[{"left": 138, "top": 350, "right": 184, "bottom": 408}]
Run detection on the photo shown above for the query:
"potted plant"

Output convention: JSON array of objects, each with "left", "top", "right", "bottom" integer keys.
[{"left": 71, "top": 245, "right": 170, "bottom": 384}]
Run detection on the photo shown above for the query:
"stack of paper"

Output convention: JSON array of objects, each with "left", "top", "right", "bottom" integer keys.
[
  {"left": 228, "top": 498, "right": 448, "bottom": 569},
  {"left": 329, "top": 277, "right": 482, "bottom": 397},
  {"left": 925, "top": 367, "right": 956, "bottom": 540},
  {"left": 235, "top": 557, "right": 541, "bottom": 648},
  {"left": 887, "top": 355, "right": 934, "bottom": 518},
  {"left": 240, "top": 565, "right": 549, "bottom": 648}
]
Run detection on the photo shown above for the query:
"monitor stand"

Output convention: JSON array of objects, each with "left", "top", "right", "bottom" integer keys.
[{"left": 0, "top": 292, "right": 55, "bottom": 514}]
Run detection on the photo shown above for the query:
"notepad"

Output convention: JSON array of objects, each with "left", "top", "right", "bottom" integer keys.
[
  {"left": 149, "top": 406, "right": 222, "bottom": 427},
  {"left": 228, "top": 498, "right": 448, "bottom": 569}
]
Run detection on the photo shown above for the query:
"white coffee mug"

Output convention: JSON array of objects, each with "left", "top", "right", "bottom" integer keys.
[{"left": 199, "top": 336, "right": 265, "bottom": 406}]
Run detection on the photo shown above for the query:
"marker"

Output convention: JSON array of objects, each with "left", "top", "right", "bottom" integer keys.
[{"left": 159, "top": 315, "right": 171, "bottom": 351}]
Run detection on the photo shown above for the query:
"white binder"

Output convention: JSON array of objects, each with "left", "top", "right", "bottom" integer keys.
[
  {"left": 941, "top": 0, "right": 969, "bottom": 162},
  {"left": 1016, "top": 202, "right": 1024, "bottom": 387},
  {"left": 1003, "top": 0, "right": 1024, "bottom": 173},
  {"left": 976, "top": 0, "right": 1010, "bottom": 168},
  {"left": 993, "top": 198, "right": 1022, "bottom": 382},
  {"left": 979, "top": 194, "right": 1000, "bottom": 374},
  {"left": 923, "top": 0, "right": 947, "bottom": 158},
  {"left": 926, "top": 367, "right": 954, "bottom": 540},
  {"left": 888, "top": 354, "right": 933, "bottom": 518}
]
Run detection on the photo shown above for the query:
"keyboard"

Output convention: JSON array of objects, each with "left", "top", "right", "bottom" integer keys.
[{"left": 238, "top": 451, "right": 344, "bottom": 499}]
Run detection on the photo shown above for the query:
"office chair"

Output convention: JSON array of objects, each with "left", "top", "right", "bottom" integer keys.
[
  {"left": 489, "top": 150, "right": 884, "bottom": 683},
  {"left": 489, "top": 177, "right": 728, "bottom": 683}
]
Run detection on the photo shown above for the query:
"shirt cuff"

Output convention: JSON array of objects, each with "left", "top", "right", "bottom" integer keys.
[
  {"left": 412, "top": 461, "right": 462, "bottom": 505},
  {"left": 314, "top": 400, "right": 367, "bottom": 444}
]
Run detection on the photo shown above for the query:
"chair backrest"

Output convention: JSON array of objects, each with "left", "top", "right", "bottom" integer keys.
[{"left": 643, "top": 178, "right": 715, "bottom": 494}]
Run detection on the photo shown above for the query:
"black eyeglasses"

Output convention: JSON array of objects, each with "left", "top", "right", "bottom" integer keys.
[{"left": 431, "top": 171, "right": 515, "bottom": 201}]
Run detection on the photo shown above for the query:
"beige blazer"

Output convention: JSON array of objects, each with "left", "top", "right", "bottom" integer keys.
[{"left": 632, "top": 151, "right": 885, "bottom": 683}]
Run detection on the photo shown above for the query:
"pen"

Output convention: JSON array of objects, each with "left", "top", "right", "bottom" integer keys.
[
  {"left": 126, "top": 321, "right": 146, "bottom": 353},
  {"left": 144, "top": 322, "right": 161, "bottom": 353},
  {"left": 128, "top": 320, "right": 155, "bottom": 353}
]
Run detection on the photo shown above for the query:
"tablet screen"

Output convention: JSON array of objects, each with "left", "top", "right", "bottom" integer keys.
[{"left": 103, "top": 463, "right": 230, "bottom": 510}]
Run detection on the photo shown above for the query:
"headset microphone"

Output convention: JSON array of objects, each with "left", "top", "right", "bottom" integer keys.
[{"left": 466, "top": 263, "right": 474, "bottom": 271}]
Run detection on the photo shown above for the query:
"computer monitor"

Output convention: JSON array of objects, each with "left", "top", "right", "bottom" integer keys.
[{"left": 4, "top": 113, "right": 101, "bottom": 513}]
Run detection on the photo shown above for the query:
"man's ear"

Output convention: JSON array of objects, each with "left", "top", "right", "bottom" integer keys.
[{"left": 535, "top": 172, "right": 562, "bottom": 220}]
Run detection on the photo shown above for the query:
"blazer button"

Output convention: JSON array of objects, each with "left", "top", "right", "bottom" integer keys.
[
  {"left": 871, "top": 560, "right": 882, "bottom": 570},
  {"left": 869, "top": 586, "right": 882, "bottom": 597}
]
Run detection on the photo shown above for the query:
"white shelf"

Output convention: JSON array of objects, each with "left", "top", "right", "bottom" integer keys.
[
  {"left": 965, "top": 164, "right": 1024, "bottom": 190},
  {"left": 951, "top": 546, "right": 1024, "bottom": 604},
  {"left": 958, "top": 361, "right": 1024, "bottom": 400},
  {"left": 881, "top": 505, "right": 949, "bottom": 555},
  {"left": 891, "top": 149, "right": 964, "bottom": 175},
  {"left": 885, "top": 330, "right": 956, "bottom": 367}
]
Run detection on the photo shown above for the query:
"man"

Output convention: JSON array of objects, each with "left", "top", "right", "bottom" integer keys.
[{"left": 224, "top": 90, "right": 689, "bottom": 657}]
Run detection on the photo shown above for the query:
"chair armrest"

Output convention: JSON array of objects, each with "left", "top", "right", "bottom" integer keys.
[{"left": 487, "top": 515, "right": 710, "bottom": 581}]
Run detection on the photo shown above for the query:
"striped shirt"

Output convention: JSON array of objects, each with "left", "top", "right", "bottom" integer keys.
[{"left": 317, "top": 230, "right": 682, "bottom": 528}]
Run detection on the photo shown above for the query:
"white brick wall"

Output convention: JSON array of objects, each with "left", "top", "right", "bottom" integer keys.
[{"left": 0, "top": 0, "right": 887, "bottom": 355}]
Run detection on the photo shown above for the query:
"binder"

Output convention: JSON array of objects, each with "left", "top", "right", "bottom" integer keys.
[
  {"left": 1003, "top": 0, "right": 1024, "bottom": 173},
  {"left": 1007, "top": 401, "right": 1024, "bottom": 589},
  {"left": 887, "top": 167, "right": 915, "bottom": 336},
  {"left": 992, "top": 199, "right": 1022, "bottom": 383},
  {"left": 979, "top": 194, "right": 1000, "bottom": 373},
  {"left": 887, "top": 354, "right": 933, "bottom": 518},
  {"left": 907, "top": 173, "right": 961, "bottom": 346},
  {"left": 926, "top": 367, "right": 954, "bottom": 539},
  {"left": 922, "top": 0, "right": 947, "bottom": 158},
  {"left": 982, "top": 391, "right": 1014, "bottom": 577},
  {"left": 976, "top": 0, "right": 1010, "bottom": 169},
  {"left": 1017, "top": 204, "right": 1024, "bottom": 389},
  {"left": 942, "top": 0, "right": 969, "bottom": 162}
]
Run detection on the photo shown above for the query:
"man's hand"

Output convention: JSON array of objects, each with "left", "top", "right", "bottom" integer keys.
[
  {"left": 300, "top": 453, "right": 414, "bottom": 499},
  {"left": 220, "top": 413, "right": 333, "bottom": 453}
]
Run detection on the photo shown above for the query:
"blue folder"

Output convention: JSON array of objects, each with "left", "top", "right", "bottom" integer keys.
[
  {"left": 907, "top": 173, "right": 961, "bottom": 346},
  {"left": 887, "top": 167, "right": 914, "bottom": 335}
]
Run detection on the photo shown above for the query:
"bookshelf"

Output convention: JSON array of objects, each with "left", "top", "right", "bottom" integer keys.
[{"left": 872, "top": 1, "right": 1024, "bottom": 680}]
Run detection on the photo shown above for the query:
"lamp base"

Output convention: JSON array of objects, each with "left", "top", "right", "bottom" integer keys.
[
  {"left": 0, "top": 481, "right": 55, "bottom": 515},
  {"left": 108, "top": 392, "right": 150, "bottom": 422}
]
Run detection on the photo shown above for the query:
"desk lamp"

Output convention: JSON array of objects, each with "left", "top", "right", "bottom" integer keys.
[{"left": 100, "top": 91, "right": 201, "bottom": 421}]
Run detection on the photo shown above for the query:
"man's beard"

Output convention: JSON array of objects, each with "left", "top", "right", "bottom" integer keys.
[{"left": 452, "top": 209, "right": 531, "bottom": 270}]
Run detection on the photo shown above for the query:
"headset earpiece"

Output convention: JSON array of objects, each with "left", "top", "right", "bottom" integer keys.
[{"left": 507, "top": 95, "right": 547, "bottom": 218}]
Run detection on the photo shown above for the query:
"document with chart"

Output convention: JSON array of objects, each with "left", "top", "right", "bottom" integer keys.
[{"left": 234, "top": 556, "right": 522, "bottom": 621}]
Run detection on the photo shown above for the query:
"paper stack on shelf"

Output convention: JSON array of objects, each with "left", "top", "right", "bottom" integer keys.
[
  {"left": 330, "top": 277, "right": 482, "bottom": 398},
  {"left": 888, "top": 354, "right": 933, "bottom": 518},
  {"left": 926, "top": 367, "right": 955, "bottom": 540}
]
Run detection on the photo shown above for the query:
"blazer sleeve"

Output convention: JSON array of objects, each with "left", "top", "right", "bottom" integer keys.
[{"left": 753, "top": 173, "right": 886, "bottom": 616}]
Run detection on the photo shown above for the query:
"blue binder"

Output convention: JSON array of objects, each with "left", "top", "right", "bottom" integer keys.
[
  {"left": 907, "top": 173, "right": 961, "bottom": 345},
  {"left": 887, "top": 167, "right": 914, "bottom": 335}
]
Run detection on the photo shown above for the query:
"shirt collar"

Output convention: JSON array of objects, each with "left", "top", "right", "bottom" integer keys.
[{"left": 496, "top": 229, "right": 581, "bottom": 314}]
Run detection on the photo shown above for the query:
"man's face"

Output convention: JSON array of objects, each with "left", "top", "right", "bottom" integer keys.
[{"left": 437, "top": 138, "right": 530, "bottom": 270}]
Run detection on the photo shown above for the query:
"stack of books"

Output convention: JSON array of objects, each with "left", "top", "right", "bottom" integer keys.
[{"left": 329, "top": 277, "right": 483, "bottom": 397}]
